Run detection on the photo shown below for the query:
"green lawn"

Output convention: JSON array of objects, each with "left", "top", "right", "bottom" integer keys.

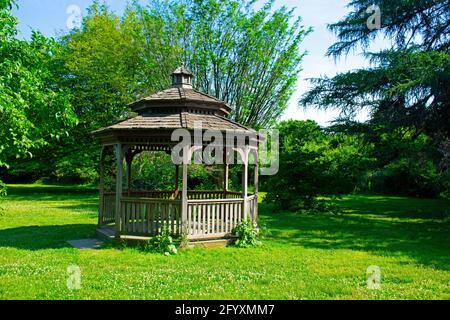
[{"left": 0, "top": 185, "right": 449, "bottom": 300}]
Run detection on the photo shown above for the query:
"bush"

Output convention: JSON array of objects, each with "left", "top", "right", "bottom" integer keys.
[
  {"left": 233, "top": 219, "right": 262, "bottom": 248},
  {"left": 265, "top": 120, "right": 373, "bottom": 211},
  {"left": 302, "top": 198, "right": 341, "bottom": 215},
  {"left": 0, "top": 181, "right": 7, "bottom": 197},
  {"left": 363, "top": 129, "right": 442, "bottom": 198},
  {"left": 144, "top": 224, "right": 178, "bottom": 255}
]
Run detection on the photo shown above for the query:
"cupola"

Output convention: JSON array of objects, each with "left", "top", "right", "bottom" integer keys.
[{"left": 171, "top": 66, "right": 193, "bottom": 89}]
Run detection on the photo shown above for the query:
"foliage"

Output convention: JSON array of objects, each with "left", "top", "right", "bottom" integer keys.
[
  {"left": 0, "top": 181, "right": 6, "bottom": 197},
  {"left": 0, "top": 2, "right": 76, "bottom": 170},
  {"left": 301, "top": 0, "right": 450, "bottom": 143},
  {"left": 233, "top": 219, "right": 262, "bottom": 248},
  {"left": 327, "top": 0, "right": 449, "bottom": 57},
  {"left": 303, "top": 198, "right": 341, "bottom": 215},
  {"left": 130, "top": 152, "right": 175, "bottom": 191},
  {"left": 144, "top": 224, "right": 178, "bottom": 255},
  {"left": 364, "top": 128, "right": 442, "bottom": 197},
  {"left": 265, "top": 120, "right": 374, "bottom": 210},
  {"left": 3, "top": 0, "right": 308, "bottom": 184},
  {"left": 176, "top": 0, "right": 311, "bottom": 128}
]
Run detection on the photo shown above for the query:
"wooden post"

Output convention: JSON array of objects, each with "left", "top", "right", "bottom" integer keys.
[
  {"left": 98, "top": 146, "right": 105, "bottom": 226},
  {"left": 115, "top": 143, "right": 124, "bottom": 238},
  {"left": 125, "top": 149, "right": 133, "bottom": 196},
  {"left": 242, "top": 149, "right": 248, "bottom": 219},
  {"left": 223, "top": 150, "right": 229, "bottom": 197},
  {"left": 254, "top": 156, "right": 259, "bottom": 221},
  {"left": 175, "top": 165, "right": 180, "bottom": 191},
  {"left": 181, "top": 162, "right": 188, "bottom": 233},
  {"left": 224, "top": 164, "right": 229, "bottom": 192}
]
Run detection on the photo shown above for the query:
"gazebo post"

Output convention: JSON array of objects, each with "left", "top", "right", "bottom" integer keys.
[
  {"left": 175, "top": 165, "right": 180, "bottom": 194},
  {"left": 254, "top": 153, "right": 259, "bottom": 221},
  {"left": 98, "top": 146, "right": 105, "bottom": 226},
  {"left": 114, "top": 143, "right": 124, "bottom": 238},
  {"left": 125, "top": 149, "right": 133, "bottom": 196},
  {"left": 242, "top": 149, "right": 249, "bottom": 219},
  {"left": 223, "top": 150, "right": 229, "bottom": 197},
  {"left": 181, "top": 162, "right": 188, "bottom": 235}
]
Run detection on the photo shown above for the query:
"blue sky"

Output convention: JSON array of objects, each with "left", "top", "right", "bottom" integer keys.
[{"left": 13, "top": 0, "right": 386, "bottom": 126}]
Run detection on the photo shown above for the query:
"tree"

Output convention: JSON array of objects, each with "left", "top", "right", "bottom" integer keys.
[
  {"left": 300, "top": 0, "right": 450, "bottom": 140},
  {"left": 300, "top": 0, "right": 450, "bottom": 199},
  {"left": 4, "top": 0, "right": 309, "bottom": 184},
  {"left": 365, "top": 127, "right": 441, "bottom": 197},
  {"left": 265, "top": 120, "right": 373, "bottom": 210},
  {"left": 179, "top": 0, "right": 310, "bottom": 128},
  {"left": 0, "top": 0, "right": 76, "bottom": 189}
]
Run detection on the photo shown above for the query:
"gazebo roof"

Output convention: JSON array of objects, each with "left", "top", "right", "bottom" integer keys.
[
  {"left": 128, "top": 87, "right": 232, "bottom": 115},
  {"left": 92, "top": 67, "right": 258, "bottom": 144},
  {"left": 94, "top": 112, "right": 252, "bottom": 133}
]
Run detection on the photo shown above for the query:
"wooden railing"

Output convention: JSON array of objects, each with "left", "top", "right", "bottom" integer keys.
[
  {"left": 119, "top": 197, "right": 182, "bottom": 236},
  {"left": 187, "top": 191, "right": 242, "bottom": 200},
  {"left": 99, "top": 190, "right": 258, "bottom": 239},
  {"left": 246, "top": 194, "right": 258, "bottom": 220},
  {"left": 99, "top": 192, "right": 116, "bottom": 225},
  {"left": 125, "top": 190, "right": 175, "bottom": 199},
  {"left": 186, "top": 198, "right": 245, "bottom": 240}
]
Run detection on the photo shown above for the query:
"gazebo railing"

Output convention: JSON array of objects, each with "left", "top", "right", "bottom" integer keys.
[
  {"left": 119, "top": 197, "right": 182, "bottom": 236},
  {"left": 246, "top": 194, "right": 258, "bottom": 221},
  {"left": 99, "top": 190, "right": 257, "bottom": 239},
  {"left": 186, "top": 198, "right": 244, "bottom": 240},
  {"left": 99, "top": 192, "right": 116, "bottom": 225}
]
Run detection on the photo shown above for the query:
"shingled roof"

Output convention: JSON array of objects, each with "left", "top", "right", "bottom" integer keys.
[
  {"left": 92, "top": 67, "right": 256, "bottom": 139},
  {"left": 129, "top": 87, "right": 231, "bottom": 115},
  {"left": 93, "top": 112, "right": 252, "bottom": 134}
]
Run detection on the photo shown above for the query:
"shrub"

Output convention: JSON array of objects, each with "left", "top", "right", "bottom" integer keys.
[
  {"left": 233, "top": 219, "right": 262, "bottom": 248},
  {"left": 0, "top": 181, "right": 7, "bottom": 197},
  {"left": 301, "top": 198, "right": 341, "bottom": 215},
  {"left": 144, "top": 224, "right": 178, "bottom": 255},
  {"left": 265, "top": 120, "right": 372, "bottom": 211}
]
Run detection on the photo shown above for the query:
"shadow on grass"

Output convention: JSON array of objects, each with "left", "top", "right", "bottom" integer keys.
[
  {"left": 55, "top": 203, "right": 99, "bottom": 213},
  {"left": 5, "top": 185, "right": 98, "bottom": 202},
  {"left": 0, "top": 224, "right": 97, "bottom": 250},
  {"left": 6, "top": 194, "right": 99, "bottom": 202},
  {"left": 260, "top": 197, "right": 450, "bottom": 271}
]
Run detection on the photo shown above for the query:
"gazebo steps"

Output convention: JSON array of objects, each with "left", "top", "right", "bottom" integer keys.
[
  {"left": 186, "top": 238, "right": 235, "bottom": 249},
  {"left": 96, "top": 226, "right": 115, "bottom": 240},
  {"left": 96, "top": 226, "right": 236, "bottom": 248}
]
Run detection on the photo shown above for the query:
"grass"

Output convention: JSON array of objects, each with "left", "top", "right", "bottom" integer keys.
[{"left": 0, "top": 185, "right": 449, "bottom": 300}]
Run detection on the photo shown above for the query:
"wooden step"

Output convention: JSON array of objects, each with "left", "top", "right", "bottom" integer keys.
[
  {"left": 187, "top": 238, "right": 235, "bottom": 248},
  {"left": 96, "top": 226, "right": 236, "bottom": 248},
  {"left": 96, "top": 226, "right": 115, "bottom": 240}
]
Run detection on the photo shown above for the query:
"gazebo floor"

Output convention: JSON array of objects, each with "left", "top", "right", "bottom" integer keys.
[{"left": 96, "top": 225, "right": 236, "bottom": 248}]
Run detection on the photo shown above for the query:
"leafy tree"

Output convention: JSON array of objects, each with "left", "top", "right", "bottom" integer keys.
[
  {"left": 265, "top": 120, "right": 373, "bottom": 210},
  {"left": 359, "top": 127, "right": 442, "bottom": 197},
  {"left": 68, "top": 0, "right": 309, "bottom": 129},
  {"left": 300, "top": 0, "right": 450, "bottom": 140},
  {"left": 0, "top": 0, "right": 76, "bottom": 188},
  {"left": 5, "top": 0, "right": 309, "bottom": 184},
  {"left": 178, "top": 0, "right": 310, "bottom": 127},
  {"left": 300, "top": 0, "right": 450, "bottom": 200}
]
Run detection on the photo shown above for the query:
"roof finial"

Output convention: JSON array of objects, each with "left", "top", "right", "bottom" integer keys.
[{"left": 171, "top": 66, "right": 193, "bottom": 89}]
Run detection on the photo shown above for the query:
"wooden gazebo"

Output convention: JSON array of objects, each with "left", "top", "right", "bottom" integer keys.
[{"left": 93, "top": 67, "right": 261, "bottom": 241}]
